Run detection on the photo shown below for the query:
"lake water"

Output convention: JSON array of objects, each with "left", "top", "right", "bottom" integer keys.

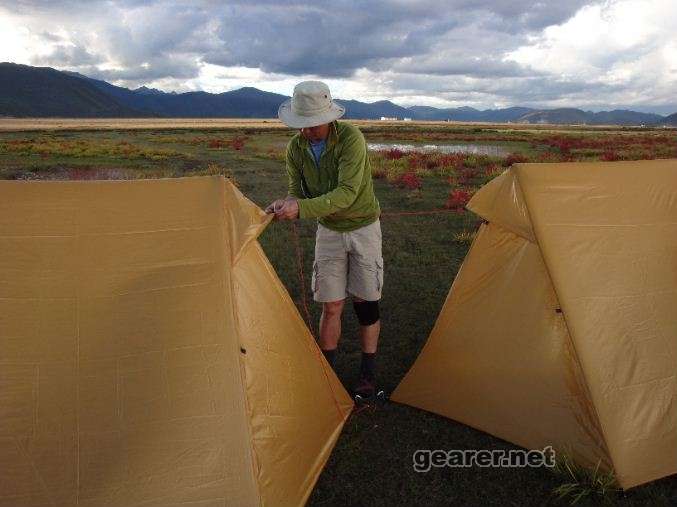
[{"left": 367, "top": 142, "right": 509, "bottom": 156}]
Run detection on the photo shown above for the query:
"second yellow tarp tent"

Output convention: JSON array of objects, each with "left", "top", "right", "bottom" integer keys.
[{"left": 392, "top": 159, "right": 677, "bottom": 489}]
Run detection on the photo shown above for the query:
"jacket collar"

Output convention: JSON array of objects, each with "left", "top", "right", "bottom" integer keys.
[{"left": 298, "top": 121, "right": 339, "bottom": 150}]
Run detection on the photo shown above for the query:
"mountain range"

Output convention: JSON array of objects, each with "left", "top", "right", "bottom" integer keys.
[{"left": 1, "top": 63, "right": 676, "bottom": 126}]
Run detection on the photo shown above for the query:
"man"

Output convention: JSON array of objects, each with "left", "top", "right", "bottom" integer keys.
[{"left": 266, "top": 80, "right": 383, "bottom": 401}]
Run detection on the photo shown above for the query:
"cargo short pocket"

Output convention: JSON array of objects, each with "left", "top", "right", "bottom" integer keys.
[
  {"left": 311, "top": 257, "right": 349, "bottom": 302},
  {"left": 311, "top": 261, "right": 319, "bottom": 293},
  {"left": 376, "top": 257, "right": 384, "bottom": 292}
]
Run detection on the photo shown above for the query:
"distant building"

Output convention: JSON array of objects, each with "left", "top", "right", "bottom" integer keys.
[
  {"left": 380, "top": 116, "right": 398, "bottom": 121},
  {"left": 403, "top": 117, "right": 412, "bottom": 121}
]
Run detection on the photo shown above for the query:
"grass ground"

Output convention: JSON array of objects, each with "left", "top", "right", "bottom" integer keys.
[{"left": 1, "top": 122, "right": 676, "bottom": 506}]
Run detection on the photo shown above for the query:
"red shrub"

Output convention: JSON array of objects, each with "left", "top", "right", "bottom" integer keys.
[
  {"left": 535, "top": 151, "right": 562, "bottom": 163},
  {"left": 556, "top": 138, "right": 573, "bottom": 153},
  {"left": 439, "top": 153, "right": 465, "bottom": 169},
  {"left": 540, "top": 135, "right": 581, "bottom": 153},
  {"left": 231, "top": 136, "right": 246, "bottom": 150},
  {"left": 395, "top": 171, "right": 422, "bottom": 190},
  {"left": 445, "top": 189, "right": 473, "bottom": 212},
  {"left": 456, "top": 167, "right": 478, "bottom": 186},
  {"left": 407, "top": 154, "right": 424, "bottom": 171}
]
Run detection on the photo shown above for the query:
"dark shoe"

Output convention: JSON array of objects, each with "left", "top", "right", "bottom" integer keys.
[{"left": 352, "top": 377, "right": 385, "bottom": 404}]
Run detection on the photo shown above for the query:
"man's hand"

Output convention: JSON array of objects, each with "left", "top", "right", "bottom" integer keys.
[
  {"left": 275, "top": 198, "right": 299, "bottom": 221},
  {"left": 265, "top": 199, "right": 285, "bottom": 215}
]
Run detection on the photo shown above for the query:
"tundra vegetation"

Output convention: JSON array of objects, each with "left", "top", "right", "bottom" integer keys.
[{"left": 1, "top": 121, "right": 676, "bottom": 506}]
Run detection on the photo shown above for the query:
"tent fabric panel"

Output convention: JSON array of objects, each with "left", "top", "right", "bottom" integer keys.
[
  {"left": 233, "top": 240, "right": 353, "bottom": 507},
  {"left": 516, "top": 160, "right": 677, "bottom": 488},
  {"left": 466, "top": 169, "right": 535, "bottom": 242},
  {"left": 391, "top": 223, "right": 608, "bottom": 467},
  {"left": 0, "top": 177, "right": 260, "bottom": 507}
]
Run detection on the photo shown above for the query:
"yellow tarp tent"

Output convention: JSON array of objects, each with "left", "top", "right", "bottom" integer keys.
[
  {"left": 0, "top": 176, "right": 353, "bottom": 507},
  {"left": 392, "top": 159, "right": 677, "bottom": 489}
]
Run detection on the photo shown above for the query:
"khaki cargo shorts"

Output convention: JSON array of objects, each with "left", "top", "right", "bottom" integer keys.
[{"left": 311, "top": 219, "right": 384, "bottom": 302}]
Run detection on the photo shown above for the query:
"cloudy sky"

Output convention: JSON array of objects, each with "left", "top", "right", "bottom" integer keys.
[{"left": 1, "top": 0, "right": 676, "bottom": 113}]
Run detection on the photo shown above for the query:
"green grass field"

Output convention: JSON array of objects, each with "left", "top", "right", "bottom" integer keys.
[{"left": 1, "top": 122, "right": 676, "bottom": 506}]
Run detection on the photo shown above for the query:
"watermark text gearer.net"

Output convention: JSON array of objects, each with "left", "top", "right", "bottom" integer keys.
[{"left": 413, "top": 447, "right": 556, "bottom": 472}]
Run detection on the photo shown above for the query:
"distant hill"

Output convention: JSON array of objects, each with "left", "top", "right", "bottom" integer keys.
[
  {"left": 0, "top": 63, "right": 147, "bottom": 117},
  {"left": 474, "top": 107, "right": 536, "bottom": 123},
  {"left": 406, "top": 105, "right": 448, "bottom": 120},
  {"left": 590, "top": 109, "right": 664, "bottom": 125},
  {"left": 516, "top": 108, "right": 590, "bottom": 125},
  {"left": 338, "top": 99, "right": 411, "bottom": 119},
  {"left": 0, "top": 62, "right": 671, "bottom": 126},
  {"left": 407, "top": 105, "right": 535, "bottom": 122},
  {"left": 515, "top": 108, "right": 663, "bottom": 126},
  {"left": 76, "top": 73, "right": 290, "bottom": 118},
  {"left": 661, "top": 112, "right": 677, "bottom": 125}
]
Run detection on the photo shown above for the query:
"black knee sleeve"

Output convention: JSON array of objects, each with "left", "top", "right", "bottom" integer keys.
[{"left": 353, "top": 300, "right": 380, "bottom": 326}]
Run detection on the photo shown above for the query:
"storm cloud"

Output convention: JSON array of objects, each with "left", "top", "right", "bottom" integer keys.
[{"left": 1, "top": 0, "right": 676, "bottom": 112}]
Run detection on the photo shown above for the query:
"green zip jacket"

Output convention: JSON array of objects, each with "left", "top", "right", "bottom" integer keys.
[{"left": 285, "top": 120, "right": 381, "bottom": 232}]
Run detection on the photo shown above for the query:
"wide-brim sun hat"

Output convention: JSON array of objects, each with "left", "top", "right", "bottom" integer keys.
[{"left": 278, "top": 80, "right": 345, "bottom": 128}]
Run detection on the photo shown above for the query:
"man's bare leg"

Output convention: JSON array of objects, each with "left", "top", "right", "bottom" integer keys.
[{"left": 318, "top": 299, "right": 345, "bottom": 369}]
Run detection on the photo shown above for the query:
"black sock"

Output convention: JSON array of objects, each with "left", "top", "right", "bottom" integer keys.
[
  {"left": 360, "top": 352, "right": 376, "bottom": 381},
  {"left": 321, "top": 348, "right": 337, "bottom": 370}
]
